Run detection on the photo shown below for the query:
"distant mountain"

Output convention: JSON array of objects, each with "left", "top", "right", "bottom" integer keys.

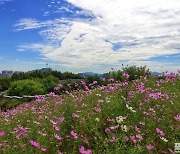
[
  {"left": 78, "top": 72, "right": 104, "bottom": 78},
  {"left": 151, "top": 71, "right": 161, "bottom": 76}
]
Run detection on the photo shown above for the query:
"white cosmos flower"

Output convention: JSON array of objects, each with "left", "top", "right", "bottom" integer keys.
[
  {"left": 116, "top": 116, "right": 124, "bottom": 124},
  {"left": 160, "top": 137, "right": 168, "bottom": 142},
  {"left": 121, "top": 125, "right": 128, "bottom": 132},
  {"left": 126, "top": 104, "right": 136, "bottom": 112}
]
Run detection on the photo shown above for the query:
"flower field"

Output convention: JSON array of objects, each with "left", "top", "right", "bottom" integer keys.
[{"left": 0, "top": 72, "right": 179, "bottom": 154}]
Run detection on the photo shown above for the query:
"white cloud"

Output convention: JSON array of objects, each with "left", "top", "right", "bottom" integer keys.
[
  {"left": 0, "top": 0, "right": 12, "bottom": 4},
  {"left": 14, "top": 18, "right": 71, "bottom": 32},
  {"left": 15, "top": 0, "right": 180, "bottom": 72}
]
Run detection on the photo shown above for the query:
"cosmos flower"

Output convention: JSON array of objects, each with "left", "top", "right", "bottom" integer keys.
[
  {"left": 160, "top": 136, "right": 168, "bottom": 142},
  {"left": 79, "top": 146, "right": 91, "bottom": 154},
  {"left": 116, "top": 116, "right": 124, "bottom": 124},
  {"left": 72, "top": 113, "right": 79, "bottom": 118},
  {"left": 71, "top": 131, "right": 78, "bottom": 139},
  {"left": 0, "top": 132, "right": 4, "bottom": 137},
  {"left": 121, "top": 125, "right": 128, "bottom": 132},
  {"left": 30, "top": 140, "right": 39, "bottom": 147},
  {"left": 41, "top": 147, "right": 47, "bottom": 152},
  {"left": 93, "top": 107, "right": 101, "bottom": 113},
  {"left": 146, "top": 144, "right": 154, "bottom": 150},
  {"left": 156, "top": 128, "right": 165, "bottom": 136}
]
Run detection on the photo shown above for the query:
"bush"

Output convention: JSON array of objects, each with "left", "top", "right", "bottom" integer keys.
[
  {"left": 122, "top": 65, "right": 150, "bottom": 81},
  {"left": 104, "top": 65, "right": 151, "bottom": 82},
  {"left": 0, "top": 77, "right": 11, "bottom": 92},
  {"left": 40, "top": 76, "right": 59, "bottom": 93},
  {"left": 7, "top": 80, "right": 45, "bottom": 96},
  {"left": 0, "top": 98, "right": 24, "bottom": 111}
]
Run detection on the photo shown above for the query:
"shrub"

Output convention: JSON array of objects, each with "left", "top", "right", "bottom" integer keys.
[
  {"left": 40, "top": 76, "right": 59, "bottom": 93},
  {"left": 0, "top": 77, "right": 11, "bottom": 92},
  {"left": 104, "top": 65, "right": 151, "bottom": 82},
  {"left": 122, "top": 65, "right": 150, "bottom": 81},
  {"left": 0, "top": 98, "right": 23, "bottom": 111},
  {"left": 7, "top": 80, "right": 45, "bottom": 96}
]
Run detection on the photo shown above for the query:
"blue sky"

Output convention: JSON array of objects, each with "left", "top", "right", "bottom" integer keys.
[{"left": 0, "top": 0, "right": 180, "bottom": 73}]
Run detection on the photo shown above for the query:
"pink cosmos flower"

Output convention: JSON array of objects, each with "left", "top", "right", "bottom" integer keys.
[
  {"left": 30, "top": 140, "right": 39, "bottom": 147},
  {"left": 41, "top": 147, "right": 46, "bottom": 152},
  {"left": 93, "top": 107, "right": 101, "bottom": 113},
  {"left": 79, "top": 146, "right": 91, "bottom": 154},
  {"left": 106, "top": 117, "right": 115, "bottom": 122},
  {"left": 59, "top": 116, "right": 64, "bottom": 123},
  {"left": 135, "top": 126, "right": 141, "bottom": 133},
  {"left": 101, "top": 78, "right": 106, "bottom": 81},
  {"left": 174, "top": 114, "right": 180, "bottom": 121},
  {"left": 71, "top": 131, "right": 78, "bottom": 139},
  {"left": 25, "top": 103, "right": 30, "bottom": 108},
  {"left": 50, "top": 120, "right": 57, "bottom": 125},
  {"left": 130, "top": 135, "right": 137, "bottom": 144},
  {"left": 146, "top": 144, "right": 154, "bottom": 150},
  {"left": 125, "top": 136, "right": 129, "bottom": 141},
  {"left": 109, "top": 136, "right": 117, "bottom": 143},
  {"left": 156, "top": 128, "right": 165, "bottom": 136},
  {"left": 108, "top": 78, "right": 114, "bottom": 82},
  {"left": 93, "top": 81, "right": 97, "bottom": 84},
  {"left": 105, "top": 128, "right": 111, "bottom": 134},
  {"left": 110, "top": 125, "right": 119, "bottom": 130},
  {"left": 54, "top": 134, "right": 62, "bottom": 140},
  {"left": 129, "top": 135, "right": 137, "bottom": 144},
  {"left": 123, "top": 72, "right": 130, "bottom": 79},
  {"left": 16, "top": 133, "right": 21, "bottom": 140},
  {"left": 27, "top": 120, "right": 31, "bottom": 123},
  {"left": 54, "top": 86, "right": 60, "bottom": 91},
  {"left": 55, "top": 126, "right": 60, "bottom": 131},
  {"left": 72, "top": 113, "right": 79, "bottom": 118},
  {"left": 136, "top": 134, "right": 143, "bottom": 140},
  {"left": 139, "top": 122, "right": 145, "bottom": 125},
  {"left": 0, "top": 132, "right": 4, "bottom": 137},
  {"left": 98, "top": 99, "right": 104, "bottom": 103},
  {"left": 168, "top": 148, "right": 174, "bottom": 154}
]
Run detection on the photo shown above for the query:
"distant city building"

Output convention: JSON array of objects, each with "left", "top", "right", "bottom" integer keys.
[
  {"left": 29, "top": 68, "right": 52, "bottom": 73},
  {"left": 1, "top": 70, "right": 14, "bottom": 77},
  {"left": 14, "top": 71, "right": 23, "bottom": 74},
  {"left": 0, "top": 70, "right": 23, "bottom": 77}
]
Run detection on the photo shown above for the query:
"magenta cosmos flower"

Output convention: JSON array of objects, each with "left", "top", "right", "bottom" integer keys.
[
  {"left": 0, "top": 132, "right": 4, "bottom": 137},
  {"left": 71, "top": 131, "right": 78, "bottom": 139},
  {"left": 79, "top": 146, "right": 92, "bottom": 154},
  {"left": 30, "top": 140, "right": 39, "bottom": 147},
  {"left": 41, "top": 147, "right": 46, "bottom": 152},
  {"left": 156, "top": 128, "right": 165, "bottom": 136},
  {"left": 146, "top": 144, "right": 154, "bottom": 150}
]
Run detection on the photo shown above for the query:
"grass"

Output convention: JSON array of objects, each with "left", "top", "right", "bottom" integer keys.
[{"left": 0, "top": 72, "right": 179, "bottom": 153}]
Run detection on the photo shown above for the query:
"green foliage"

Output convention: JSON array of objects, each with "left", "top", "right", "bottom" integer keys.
[
  {"left": 40, "top": 76, "right": 59, "bottom": 93},
  {"left": 122, "top": 65, "right": 150, "bottom": 81},
  {"left": 11, "top": 70, "right": 83, "bottom": 81},
  {"left": 0, "top": 98, "right": 23, "bottom": 111},
  {"left": 7, "top": 80, "right": 45, "bottom": 96},
  {"left": 104, "top": 65, "right": 151, "bottom": 81},
  {"left": 0, "top": 76, "right": 11, "bottom": 92}
]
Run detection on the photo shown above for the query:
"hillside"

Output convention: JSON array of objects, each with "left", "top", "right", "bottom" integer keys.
[{"left": 0, "top": 72, "right": 179, "bottom": 153}]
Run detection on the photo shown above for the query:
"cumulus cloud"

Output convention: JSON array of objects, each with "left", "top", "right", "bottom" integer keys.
[{"left": 15, "top": 0, "right": 180, "bottom": 72}]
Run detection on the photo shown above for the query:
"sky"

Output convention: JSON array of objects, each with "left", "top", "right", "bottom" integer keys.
[{"left": 0, "top": 0, "right": 180, "bottom": 73}]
